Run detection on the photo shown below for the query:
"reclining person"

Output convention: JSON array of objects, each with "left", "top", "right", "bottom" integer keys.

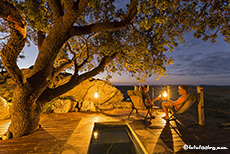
[
  {"left": 161, "top": 85, "right": 188, "bottom": 120},
  {"left": 139, "top": 85, "right": 161, "bottom": 118}
]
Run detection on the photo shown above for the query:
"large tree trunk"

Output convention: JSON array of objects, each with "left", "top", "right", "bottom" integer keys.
[{"left": 4, "top": 86, "right": 44, "bottom": 139}]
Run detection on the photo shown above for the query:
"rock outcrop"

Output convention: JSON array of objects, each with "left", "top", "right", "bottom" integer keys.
[
  {"left": 43, "top": 78, "right": 129, "bottom": 112},
  {"left": 0, "top": 71, "right": 130, "bottom": 113},
  {"left": 61, "top": 78, "right": 129, "bottom": 111},
  {"left": 51, "top": 98, "right": 78, "bottom": 113},
  {"left": 0, "top": 97, "right": 10, "bottom": 120}
]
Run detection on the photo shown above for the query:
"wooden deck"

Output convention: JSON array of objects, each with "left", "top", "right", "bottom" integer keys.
[
  {"left": 126, "top": 109, "right": 230, "bottom": 154},
  {"left": 0, "top": 109, "right": 229, "bottom": 154},
  {"left": 0, "top": 113, "right": 82, "bottom": 154},
  {"left": 148, "top": 113, "right": 230, "bottom": 153}
]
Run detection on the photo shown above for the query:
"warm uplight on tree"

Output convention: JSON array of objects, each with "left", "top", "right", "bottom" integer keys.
[{"left": 94, "top": 92, "right": 98, "bottom": 98}]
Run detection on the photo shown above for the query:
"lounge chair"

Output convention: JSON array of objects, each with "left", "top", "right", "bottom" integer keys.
[
  {"left": 168, "top": 93, "right": 199, "bottom": 127},
  {"left": 127, "top": 90, "right": 159, "bottom": 123}
]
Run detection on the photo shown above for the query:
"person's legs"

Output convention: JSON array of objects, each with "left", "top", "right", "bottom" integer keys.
[
  {"left": 150, "top": 108, "right": 155, "bottom": 118},
  {"left": 170, "top": 109, "right": 176, "bottom": 118},
  {"left": 147, "top": 104, "right": 155, "bottom": 118},
  {"left": 162, "top": 102, "right": 173, "bottom": 119}
]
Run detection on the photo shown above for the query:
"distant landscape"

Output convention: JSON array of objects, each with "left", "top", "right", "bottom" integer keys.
[{"left": 115, "top": 85, "right": 230, "bottom": 128}]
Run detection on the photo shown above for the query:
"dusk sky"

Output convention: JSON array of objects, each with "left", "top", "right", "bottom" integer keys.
[
  {"left": 106, "top": 33, "right": 230, "bottom": 86},
  {"left": 95, "top": 32, "right": 230, "bottom": 86},
  {"left": 17, "top": 33, "right": 230, "bottom": 86}
]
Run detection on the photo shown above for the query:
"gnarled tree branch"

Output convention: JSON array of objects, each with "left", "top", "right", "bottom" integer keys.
[
  {"left": 38, "top": 53, "right": 117, "bottom": 103},
  {"left": 69, "top": 0, "right": 138, "bottom": 36},
  {"left": 0, "top": 0, "right": 26, "bottom": 86},
  {"left": 53, "top": 60, "right": 74, "bottom": 78},
  {"left": 38, "top": 31, "right": 45, "bottom": 51},
  {"left": 63, "top": 0, "right": 89, "bottom": 18},
  {"left": 48, "top": 0, "right": 64, "bottom": 20}
]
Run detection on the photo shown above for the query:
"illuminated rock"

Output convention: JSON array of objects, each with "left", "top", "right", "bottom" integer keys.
[
  {"left": 62, "top": 78, "right": 125, "bottom": 111},
  {"left": 0, "top": 97, "right": 10, "bottom": 120},
  {"left": 52, "top": 99, "right": 77, "bottom": 113}
]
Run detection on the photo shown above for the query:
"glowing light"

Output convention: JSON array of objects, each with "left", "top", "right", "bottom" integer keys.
[
  {"left": 163, "top": 92, "right": 167, "bottom": 97},
  {"left": 93, "top": 131, "right": 98, "bottom": 139},
  {"left": 94, "top": 92, "right": 98, "bottom": 98},
  {"left": 159, "top": 92, "right": 167, "bottom": 98}
]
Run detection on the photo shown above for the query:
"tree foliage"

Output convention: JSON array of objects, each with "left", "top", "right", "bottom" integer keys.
[
  {"left": 0, "top": 0, "right": 229, "bottom": 139},
  {"left": 1, "top": 0, "right": 229, "bottom": 82}
]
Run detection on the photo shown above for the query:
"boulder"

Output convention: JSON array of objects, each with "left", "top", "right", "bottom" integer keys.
[
  {"left": 62, "top": 79, "right": 125, "bottom": 111},
  {"left": 81, "top": 100, "right": 96, "bottom": 111},
  {"left": 0, "top": 97, "right": 10, "bottom": 120},
  {"left": 52, "top": 98, "right": 77, "bottom": 113}
]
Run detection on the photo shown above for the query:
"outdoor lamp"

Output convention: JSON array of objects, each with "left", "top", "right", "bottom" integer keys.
[
  {"left": 163, "top": 91, "right": 167, "bottom": 97},
  {"left": 94, "top": 91, "right": 99, "bottom": 111},
  {"left": 93, "top": 131, "right": 98, "bottom": 139},
  {"left": 94, "top": 92, "right": 98, "bottom": 98},
  {"left": 159, "top": 91, "right": 167, "bottom": 98}
]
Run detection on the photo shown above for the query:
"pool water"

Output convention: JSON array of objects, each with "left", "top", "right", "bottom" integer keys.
[{"left": 87, "top": 122, "right": 143, "bottom": 154}]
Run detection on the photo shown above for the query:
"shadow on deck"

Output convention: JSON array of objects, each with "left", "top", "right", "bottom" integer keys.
[
  {"left": 0, "top": 109, "right": 229, "bottom": 154},
  {"left": 128, "top": 109, "right": 230, "bottom": 154}
]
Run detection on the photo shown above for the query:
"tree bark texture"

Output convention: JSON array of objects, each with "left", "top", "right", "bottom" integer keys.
[{"left": 7, "top": 86, "right": 43, "bottom": 138}]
